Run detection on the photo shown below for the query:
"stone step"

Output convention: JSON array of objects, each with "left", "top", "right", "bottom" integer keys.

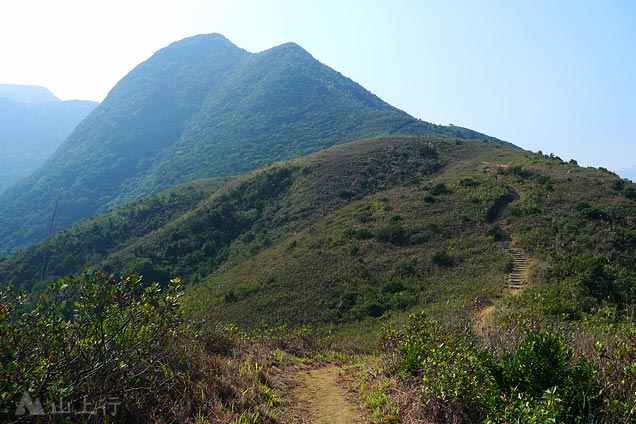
[{"left": 501, "top": 236, "right": 530, "bottom": 290}]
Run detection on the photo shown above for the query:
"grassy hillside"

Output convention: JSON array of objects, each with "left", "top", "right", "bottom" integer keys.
[
  {"left": 120, "top": 42, "right": 498, "bottom": 204},
  {"left": 184, "top": 140, "right": 636, "bottom": 329},
  {"left": 0, "top": 34, "right": 498, "bottom": 256},
  {"left": 1, "top": 136, "right": 635, "bottom": 422},
  {"left": 3, "top": 135, "right": 634, "bottom": 332}
]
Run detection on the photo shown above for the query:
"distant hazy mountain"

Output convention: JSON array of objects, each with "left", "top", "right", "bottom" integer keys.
[
  {"left": 0, "top": 94, "right": 98, "bottom": 192},
  {"left": 0, "top": 33, "right": 501, "bottom": 255},
  {"left": 617, "top": 166, "right": 636, "bottom": 182},
  {"left": 0, "top": 84, "right": 60, "bottom": 103}
]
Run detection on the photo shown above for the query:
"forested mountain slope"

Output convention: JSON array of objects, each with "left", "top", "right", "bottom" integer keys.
[{"left": 0, "top": 34, "right": 499, "bottom": 256}]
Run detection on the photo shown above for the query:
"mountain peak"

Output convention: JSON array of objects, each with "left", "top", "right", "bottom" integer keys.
[
  {"left": 0, "top": 34, "right": 497, "bottom": 255},
  {"left": 277, "top": 41, "right": 306, "bottom": 51},
  {"left": 262, "top": 41, "right": 314, "bottom": 59},
  {"left": 161, "top": 33, "right": 240, "bottom": 54},
  {"left": 169, "top": 33, "right": 233, "bottom": 47},
  {"left": 0, "top": 84, "right": 60, "bottom": 103},
  {"left": 142, "top": 33, "right": 247, "bottom": 69}
]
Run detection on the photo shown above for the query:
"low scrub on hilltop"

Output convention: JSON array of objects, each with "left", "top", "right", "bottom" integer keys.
[{"left": 1, "top": 135, "right": 635, "bottom": 422}]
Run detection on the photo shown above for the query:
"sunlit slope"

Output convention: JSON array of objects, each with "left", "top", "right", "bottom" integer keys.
[{"left": 3, "top": 136, "right": 632, "bottom": 330}]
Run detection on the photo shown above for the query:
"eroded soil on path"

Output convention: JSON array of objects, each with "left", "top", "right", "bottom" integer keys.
[{"left": 288, "top": 365, "right": 362, "bottom": 424}]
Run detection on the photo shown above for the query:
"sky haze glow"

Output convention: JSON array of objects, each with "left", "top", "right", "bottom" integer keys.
[{"left": 1, "top": 0, "right": 634, "bottom": 172}]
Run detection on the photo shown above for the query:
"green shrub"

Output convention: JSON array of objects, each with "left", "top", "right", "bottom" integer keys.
[
  {"left": 573, "top": 201, "right": 606, "bottom": 220},
  {"left": 393, "top": 316, "right": 499, "bottom": 422},
  {"left": 0, "top": 272, "right": 182, "bottom": 420},
  {"left": 429, "top": 182, "right": 451, "bottom": 195},
  {"left": 0, "top": 273, "right": 294, "bottom": 422},
  {"left": 375, "top": 223, "right": 407, "bottom": 245},
  {"left": 431, "top": 250, "right": 454, "bottom": 267},
  {"left": 611, "top": 179, "right": 626, "bottom": 191},
  {"left": 499, "top": 331, "right": 599, "bottom": 423},
  {"left": 387, "top": 315, "right": 602, "bottom": 423}
]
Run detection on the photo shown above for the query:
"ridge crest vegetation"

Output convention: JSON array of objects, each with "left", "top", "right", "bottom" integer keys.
[{"left": 1, "top": 135, "right": 635, "bottom": 421}]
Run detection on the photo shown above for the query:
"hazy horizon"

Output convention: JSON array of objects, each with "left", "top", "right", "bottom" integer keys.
[{"left": 1, "top": 0, "right": 634, "bottom": 173}]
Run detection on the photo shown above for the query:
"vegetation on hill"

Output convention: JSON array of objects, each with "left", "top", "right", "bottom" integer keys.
[
  {"left": 3, "top": 137, "right": 635, "bottom": 327},
  {"left": 0, "top": 96, "right": 97, "bottom": 192},
  {"left": 0, "top": 34, "right": 497, "bottom": 256},
  {"left": 352, "top": 312, "right": 635, "bottom": 423},
  {"left": 0, "top": 272, "right": 312, "bottom": 423},
  {"left": 1, "top": 135, "right": 635, "bottom": 422},
  {"left": 0, "top": 177, "right": 230, "bottom": 293}
]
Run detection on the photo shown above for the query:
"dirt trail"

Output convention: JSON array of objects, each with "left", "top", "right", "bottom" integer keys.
[
  {"left": 290, "top": 365, "right": 361, "bottom": 424},
  {"left": 477, "top": 184, "right": 530, "bottom": 333}
]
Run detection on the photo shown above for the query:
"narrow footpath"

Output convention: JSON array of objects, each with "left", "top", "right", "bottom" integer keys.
[
  {"left": 477, "top": 184, "right": 531, "bottom": 332},
  {"left": 289, "top": 365, "right": 362, "bottom": 424}
]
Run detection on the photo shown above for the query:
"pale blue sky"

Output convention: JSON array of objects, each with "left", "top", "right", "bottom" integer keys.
[{"left": 1, "top": 0, "right": 634, "bottom": 172}]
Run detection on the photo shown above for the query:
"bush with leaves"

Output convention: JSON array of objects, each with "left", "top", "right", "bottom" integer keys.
[
  {"left": 1, "top": 273, "right": 311, "bottom": 422},
  {"left": 0, "top": 272, "right": 182, "bottom": 420},
  {"left": 384, "top": 314, "right": 601, "bottom": 423},
  {"left": 387, "top": 316, "right": 499, "bottom": 422},
  {"left": 498, "top": 331, "right": 599, "bottom": 422}
]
